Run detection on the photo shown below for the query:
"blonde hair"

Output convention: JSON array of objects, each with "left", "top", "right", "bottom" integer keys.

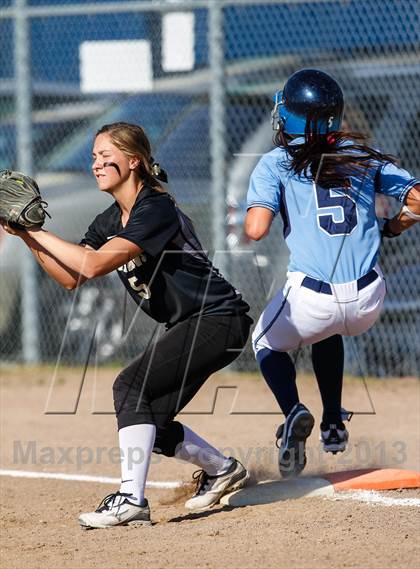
[{"left": 96, "top": 122, "right": 167, "bottom": 190}]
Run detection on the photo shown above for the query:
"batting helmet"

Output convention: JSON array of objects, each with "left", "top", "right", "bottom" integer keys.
[{"left": 271, "top": 69, "right": 344, "bottom": 135}]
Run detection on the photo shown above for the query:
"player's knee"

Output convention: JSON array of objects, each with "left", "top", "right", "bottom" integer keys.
[
  {"left": 255, "top": 346, "right": 271, "bottom": 366},
  {"left": 112, "top": 372, "right": 144, "bottom": 417},
  {"left": 112, "top": 369, "right": 148, "bottom": 399},
  {"left": 153, "top": 421, "right": 184, "bottom": 457}
]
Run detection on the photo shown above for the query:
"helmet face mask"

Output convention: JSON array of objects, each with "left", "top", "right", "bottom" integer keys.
[
  {"left": 271, "top": 90, "right": 283, "bottom": 131},
  {"left": 271, "top": 69, "right": 344, "bottom": 136}
]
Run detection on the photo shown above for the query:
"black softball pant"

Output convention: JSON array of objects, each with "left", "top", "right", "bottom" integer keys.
[{"left": 113, "top": 314, "right": 252, "bottom": 456}]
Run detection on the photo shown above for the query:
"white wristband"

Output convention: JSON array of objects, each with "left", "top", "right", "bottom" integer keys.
[{"left": 401, "top": 205, "right": 420, "bottom": 221}]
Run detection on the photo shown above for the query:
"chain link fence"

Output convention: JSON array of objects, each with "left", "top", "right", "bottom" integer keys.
[{"left": 0, "top": 0, "right": 419, "bottom": 376}]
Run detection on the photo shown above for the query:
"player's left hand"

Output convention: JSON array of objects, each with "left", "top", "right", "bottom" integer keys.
[{"left": 379, "top": 218, "right": 401, "bottom": 239}]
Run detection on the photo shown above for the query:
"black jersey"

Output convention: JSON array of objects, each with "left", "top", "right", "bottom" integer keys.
[{"left": 80, "top": 187, "right": 251, "bottom": 327}]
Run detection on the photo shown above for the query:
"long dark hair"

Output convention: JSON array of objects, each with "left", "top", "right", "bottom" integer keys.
[
  {"left": 275, "top": 122, "right": 397, "bottom": 189},
  {"left": 96, "top": 122, "right": 168, "bottom": 190}
]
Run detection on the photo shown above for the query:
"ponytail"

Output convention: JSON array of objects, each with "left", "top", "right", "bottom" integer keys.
[
  {"left": 275, "top": 125, "right": 397, "bottom": 189},
  {"left": 150, "top": 157, "right": 168, "bottom": 184}
]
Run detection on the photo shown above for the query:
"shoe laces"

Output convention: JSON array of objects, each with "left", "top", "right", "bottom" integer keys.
[
  {"left": 40, "top": 200, "right": 51, "bottom": 218},
  {"left": 95, "top": 491, "right": 133, "bottom": 514},
  {"left": 192, "top": 469, "right": 215, "bottom": 496}
]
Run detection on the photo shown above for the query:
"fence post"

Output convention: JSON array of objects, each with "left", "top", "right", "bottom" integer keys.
[
  {"left": 209, "top": 0, "right": 228, "bottom": 276},
  {"left": 15, "top": 0, "right": 39, "bottom": 364}
]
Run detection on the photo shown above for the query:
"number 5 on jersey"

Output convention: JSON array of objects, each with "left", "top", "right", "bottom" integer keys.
[
  {"left": 128, "top": 276, "right": 152, "bottom": 299},
  {"left": 313, "top": 181, "right": 358, "bottom": 236}
]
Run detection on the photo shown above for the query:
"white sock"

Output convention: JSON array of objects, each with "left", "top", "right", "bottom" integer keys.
[
  {"left": 118, "top": 423, "right": 156, "bottom": 505},
  {"left": 174, "top": 424, "right": 233, "bottom": 476}
]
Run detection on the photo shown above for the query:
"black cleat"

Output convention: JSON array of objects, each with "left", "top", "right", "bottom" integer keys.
[
  {"left": 276, "top": 403, "right": 314, "bottom": 478},
  {"left": 320, "top": 422, "right": 349, "bottom": 454}
]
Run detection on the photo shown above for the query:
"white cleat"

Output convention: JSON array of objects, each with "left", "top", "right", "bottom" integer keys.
[
  {"left": 78, "top": 491, "right": 151, "bottom": 529},
  {"left": 185, "top": 458, "right": 249, "bottom": 512}
]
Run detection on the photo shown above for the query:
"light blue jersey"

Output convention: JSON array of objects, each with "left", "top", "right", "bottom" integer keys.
[{"left": 247, "top": 145, "right": 419, "bottom": 283}]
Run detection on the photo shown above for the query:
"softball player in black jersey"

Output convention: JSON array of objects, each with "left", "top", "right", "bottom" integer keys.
[{"left": 3, "top": 122, "right": 253, "bottom": 528}]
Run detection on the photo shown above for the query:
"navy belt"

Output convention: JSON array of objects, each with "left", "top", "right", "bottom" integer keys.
[{"left": 301, "top": 269, "right": 378, "bottom": 295}]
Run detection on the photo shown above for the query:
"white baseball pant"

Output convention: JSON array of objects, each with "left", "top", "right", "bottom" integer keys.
[{"left": 252, "top": 266, "right": 386, "bottom": 353}]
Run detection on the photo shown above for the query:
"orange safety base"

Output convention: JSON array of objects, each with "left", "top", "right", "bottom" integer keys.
[{"left": 324, "top": 468, "right": 420, "bottom": 491}]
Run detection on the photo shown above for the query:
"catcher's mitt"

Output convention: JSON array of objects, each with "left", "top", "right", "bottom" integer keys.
[{"left": 0, "top": 169, "right": 50, "bottom": 229}]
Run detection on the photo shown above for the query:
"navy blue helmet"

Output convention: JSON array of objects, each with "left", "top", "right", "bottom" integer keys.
[{"left": 271, "top": 69, "right": 344, "bottom": 135}]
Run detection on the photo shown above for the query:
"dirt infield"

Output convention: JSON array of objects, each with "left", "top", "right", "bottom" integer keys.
[{"left": 1, "top": 366, "right": 419, "bottom": 569}]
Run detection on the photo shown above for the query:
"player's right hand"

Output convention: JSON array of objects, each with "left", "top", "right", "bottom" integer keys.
[{"left": 0, "top": 220, "right": 24, "bottom": 236}]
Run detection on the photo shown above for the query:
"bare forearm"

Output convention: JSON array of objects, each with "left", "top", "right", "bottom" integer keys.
[
  {"left": 388, "top": 214, "right": 417, "bottom": 235},
  {"left": 26, "top": 229, "right": 142, "bottom": 279},
  {"left": 26, "top": 228, "right": 95, "bottom": 277},
  {"left": 20, "top": 231, "right": 84, "bottom": 289},
  {"left": 389, "top": 185, "right": 420, "bottom": 234}
]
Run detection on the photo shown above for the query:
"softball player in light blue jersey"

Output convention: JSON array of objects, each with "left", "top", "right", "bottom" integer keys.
[{"left": 245, "top": 69, "right": 420, "bottom": 478}]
